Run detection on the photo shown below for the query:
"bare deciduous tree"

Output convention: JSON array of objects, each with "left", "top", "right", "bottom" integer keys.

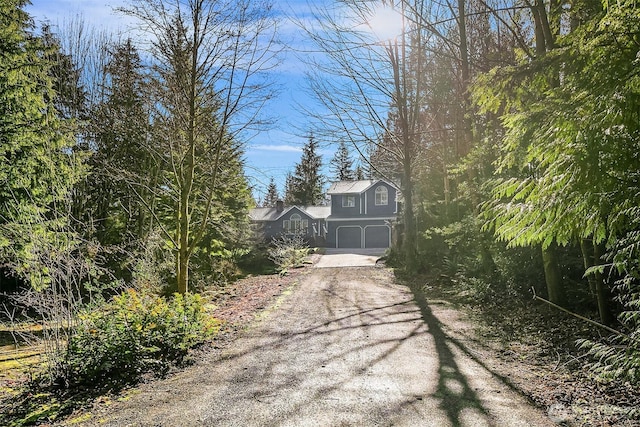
[
  {"left": 119, "top": 0, "right": 279, "bottom": 293},
  {"left": 299, "top": 0, "right": 438, "bottom": 269}
]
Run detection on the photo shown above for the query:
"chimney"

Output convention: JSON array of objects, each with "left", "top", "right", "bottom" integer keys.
[{"left": 276, "top": 200, "right": 284, "bottom": 212}]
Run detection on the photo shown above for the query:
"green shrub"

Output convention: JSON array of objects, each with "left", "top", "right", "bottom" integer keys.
[
  {"left": 579, "top": 332, "right": 640, "bottom": 385},
  {"left": 63, "top": 289, "right": 219, "bottom": 387},
  {"left": 238, "top": 244, "right": 277, "bottom": 275},
  {"left": 267, "top": 234, "right": 310, "bottom": 273}
]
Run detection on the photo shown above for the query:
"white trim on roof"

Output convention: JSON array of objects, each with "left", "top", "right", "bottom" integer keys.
[
  {"left": 326, "top": 216, "right": 395, "bottom": 222},
  {"left": 326, "top": 179, "right": 398, "bottom": 195},
  {"left": 361, "top": 179, "right": 398, "bottom": 194},
  {"left": 250, "top": 205, "right": 329, "bottom": 222}
]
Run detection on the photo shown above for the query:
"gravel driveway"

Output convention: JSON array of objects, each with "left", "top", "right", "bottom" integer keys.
[
  {"left": 68, "top": 264, "right": 554, "bottom": 426},
  {"left": 314, "top": 248, "right": 385, "bottom": 268}
]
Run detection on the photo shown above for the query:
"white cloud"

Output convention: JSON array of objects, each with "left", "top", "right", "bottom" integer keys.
[
  {"left": 27, "top": 0, "right": 134, "bottom": 31},
  {"left": 251, "top": 144, "right": 302, "bottom": 153}
]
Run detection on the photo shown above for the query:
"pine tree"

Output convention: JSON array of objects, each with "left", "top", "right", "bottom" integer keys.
[
  {"left": 40, "top": 24, "right": 86, "bottom": 121},
  {"left": 283, "top": 172, "right": 295, "bottom": 205},
  {"left": 263, "top": 177, "right": 279, "bottom": 207},
  {"left": 330, "top": 140, "right": 355, "bottom": 181},
  {"left": 88, "top": 39, "right": 156, "bottom": 253},
  {"left": 0, "top": 0, "right": 82, "bottom": 288},
  {"left": 289, "top": 135, "right": 325, "bottom": 206}
]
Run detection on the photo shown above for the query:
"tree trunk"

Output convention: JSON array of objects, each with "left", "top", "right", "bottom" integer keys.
[
  {"left": 177, "top": 174, "right": 190, "bottom": 294},
  {"left": 177, "top": 244, "right": 189, "bottom": 295},
  {"left": 403, "top": 174, "right": 417, "bottom": 271},
  {"left": 457, "top": 0, "right": 470, "bottom": 91},
  {"left": 580, "top": 238, "right": 597, "bottom": 297},
  {"left": 538, "top": 0, "right": 555, "bottom": 50},
  {"left": 542, "top": 243, "right": 565, "bottom": 305},
  {"left": 580, "top": 239, "right": 613, "bottom": 324},
  {"left": 389, "top": 24, "right": 418, "bottom": 272},
  {"left": 593, "top": 243, "right": 614, "bottom": 325},
  {"left": 443, "top": 160, "right": 450, "bottom": 219},
  {"left": 531, "top": 0, "right": 547, "bottom": 57},
  {"left": 175, "top": 12, "right": 200, "bottom": 296}
]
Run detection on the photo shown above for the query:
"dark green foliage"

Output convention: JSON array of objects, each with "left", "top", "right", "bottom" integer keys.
[
  {"left": 417, "top": 216, "right": 545, "bottom": 302},
  {"left": 330, "top": 140, "right": 355, "bottom": 181},
  {"left": 236, "top": 244, "right": 277, "bottom": 276},
  {"left": 79, "top": 39, "right": 155, "bottom": 282},
  {"left": 286, "top": 135, "right": 325, "bottom": 206},
  {"left": 0, "top": 0, "right": 82, "bottom": 289},
  {"left": 283, "top": 172, "right": 295, "bottom": 205},
  {"left": 475, "top": 1, "right": 640, "bottom": 252},
  {"left": 263, "top": 177, "right": 279, "bottom": 207},
  {"left": 40, "top": 24, "right": 87, "bottom": 121},
  {"left": 185, "top": 139, "right": 253, "bottom": 288},
  {"left": 579, "top": 211, "right": 640, "bottom": 385},
  {"left": 468, "top": 0, "right": 640, "bottom": 384},
  {"left": 73, "top": 34, "right": 253, "bottom": 289}
]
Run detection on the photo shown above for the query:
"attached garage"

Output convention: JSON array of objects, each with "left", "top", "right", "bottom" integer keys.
[
  {"left": 336, "top": 226, "right": 362, "bottom": 248},
  {"left": 364, "top": 225, "right": 391, "bottom": 248}
]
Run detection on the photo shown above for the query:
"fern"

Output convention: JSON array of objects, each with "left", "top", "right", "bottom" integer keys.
[{"left": 580, "top": 219, "right": 640, "bottom": 385}]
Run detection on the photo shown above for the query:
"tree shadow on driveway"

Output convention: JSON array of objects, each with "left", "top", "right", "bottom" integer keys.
[
  {"left": 84, "top": 268, "right": 552, "bottom": 427},
  {"left": 201, "top": 270, "right": 551, "bottom": 427},
  {"left": 406, "top": 281, "right": 548, "bottom": 427},
  {"left": 407, "top": 282, "right": 490, "bottom": 426}
]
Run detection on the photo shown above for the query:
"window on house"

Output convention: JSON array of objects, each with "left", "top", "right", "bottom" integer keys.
[
  {"left": 283, "top": 214, "right": 308, "bottom": 234},
  {"left": 343, "top": 195, "right": 356, "bottom": 207},
  {"left": 375, "top": 186, "right": 388, "bottom": 206}
]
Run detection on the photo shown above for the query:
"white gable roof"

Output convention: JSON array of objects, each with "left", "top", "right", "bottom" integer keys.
[
  {"left": 303, "top": 206, "right": 331, "bottom": 219},
  {"left": 249, "top": 205, "right": 331, "bottom": 221},
  {"left": 326, "top": 179, "right": 396, "bottom": 195}
]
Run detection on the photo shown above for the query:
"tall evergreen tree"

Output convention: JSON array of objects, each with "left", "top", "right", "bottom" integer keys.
[
  {"left": 289, "top": 135, "right": 325, "bottom": 206},
  {"left": 475, "top": 0, "right": 635, "bottom": 323},
  {"left": 283, "top": 172, "right": 295, "bottom": 205},
  {"left": 263, "top": 177, "right": 279, "bottom": 207},
  {"left": 40, "top": 24, "right": 87, "bottom": 122},
  {"left": 88, "top": 39, "right": 156, "bottom": 254},
  {"left": 330, "top": 140, "right": 355, "bottom": 181},
  {"left": 0, "top": 0, "right": 82, "bottom": 288}
]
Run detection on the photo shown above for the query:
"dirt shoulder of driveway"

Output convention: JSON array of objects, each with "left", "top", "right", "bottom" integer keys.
[{"left": 53, "top": 261, "right": 317, "bottom": 425}]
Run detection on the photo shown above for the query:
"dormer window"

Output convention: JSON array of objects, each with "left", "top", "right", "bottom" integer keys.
[
  {"left": 343, "top": 195, "right": 356, "bottom": 207},
  {"left": 375, "top": 186, "right": 388, "bottom": 206}
]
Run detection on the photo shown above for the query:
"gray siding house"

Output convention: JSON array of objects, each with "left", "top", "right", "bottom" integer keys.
[
  {"left": 250, "top": 179, "right": 398, "bottom": 249},
  {"left": 249, "top": 201, "right": 330, "bottom": 246},
  {"left": 325, "top": 180, "right": 398, "bottom": 249}
]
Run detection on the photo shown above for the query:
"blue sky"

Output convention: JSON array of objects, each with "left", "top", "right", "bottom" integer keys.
[{"left": 25, "top": 0, "right": 341, "bottom": 202}]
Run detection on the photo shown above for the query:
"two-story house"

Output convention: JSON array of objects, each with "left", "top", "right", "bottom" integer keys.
[
  {"left": 325, "top": 180, "right": 398, "bottom": 249},
  {"left": 249, "top": 179, "right": 398, "bottom": 249}
]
